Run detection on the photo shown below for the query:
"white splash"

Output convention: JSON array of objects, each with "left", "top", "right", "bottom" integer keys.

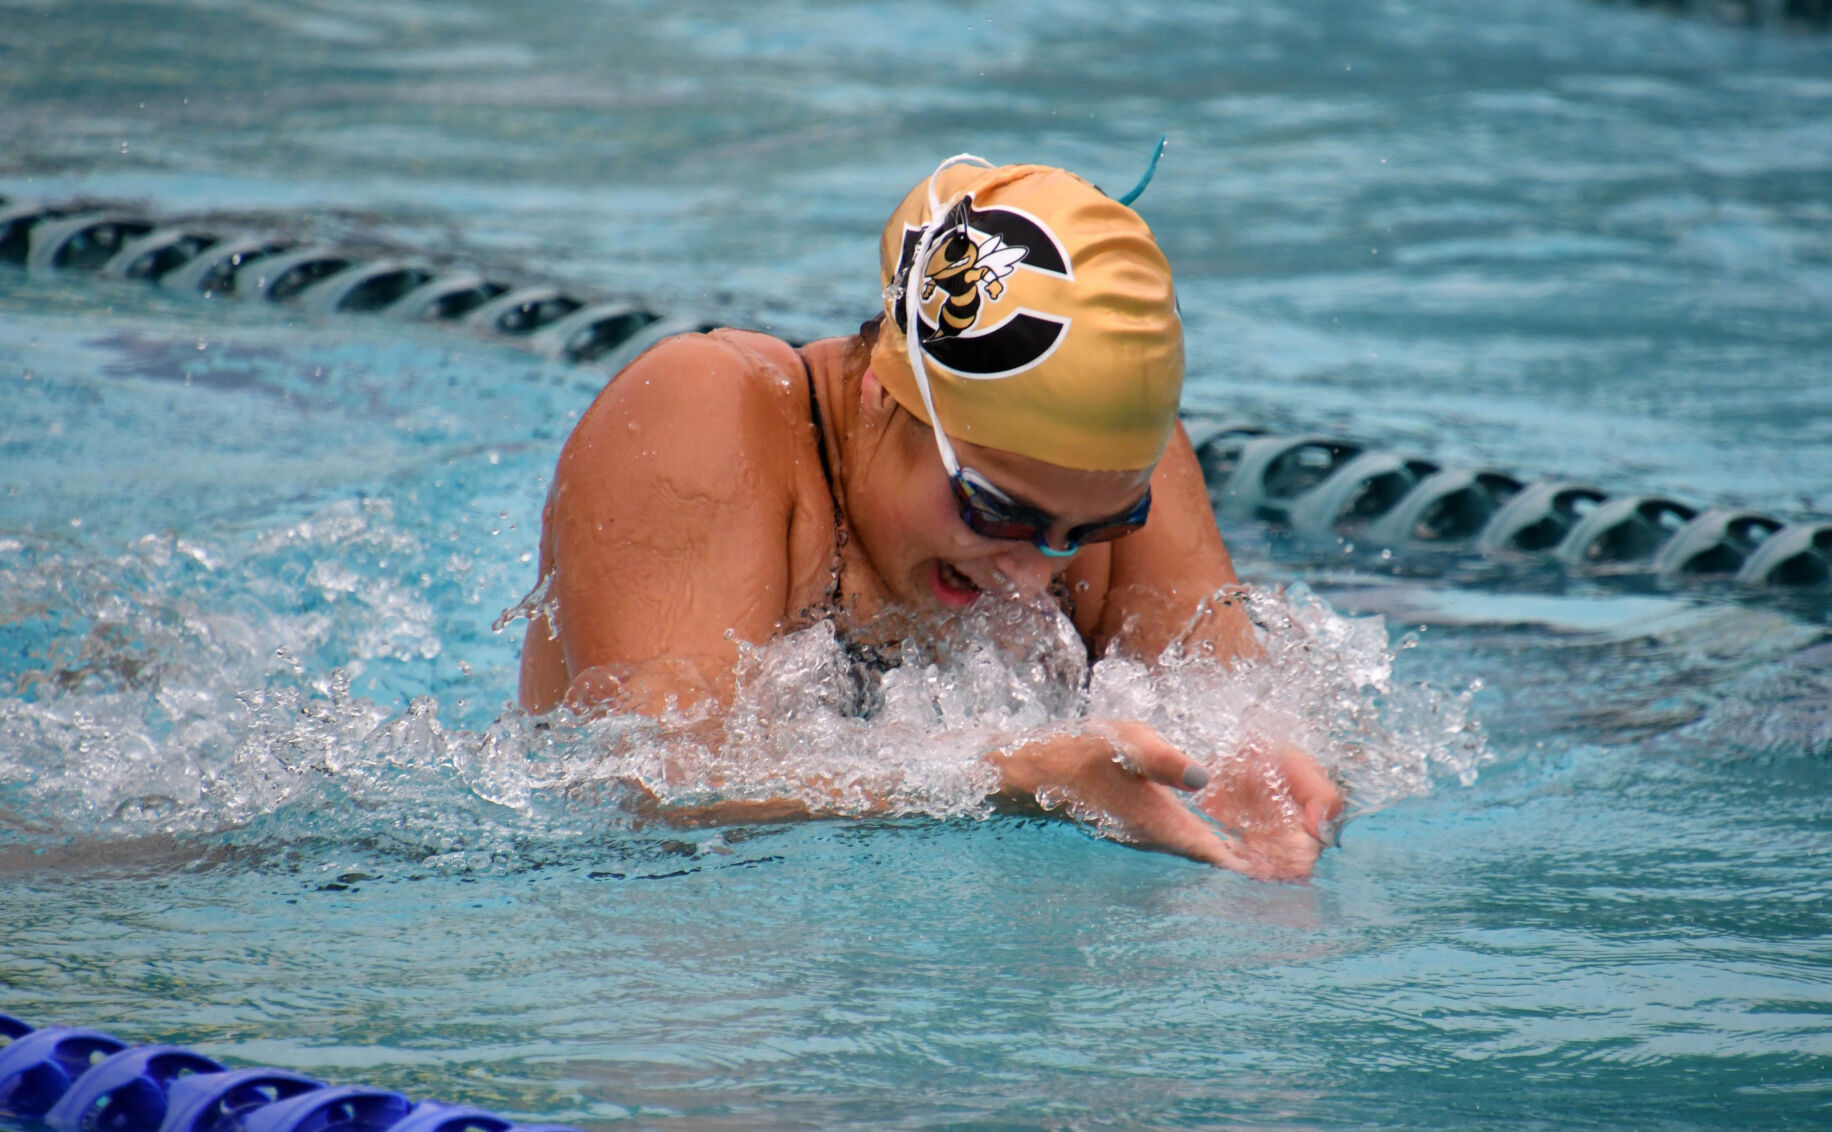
[
  {"left": 501, "top": 584, "right": 1489, "bottom": 827},
  {"left": 0, "top": 502, "right": 1488, "bottom": 868}
]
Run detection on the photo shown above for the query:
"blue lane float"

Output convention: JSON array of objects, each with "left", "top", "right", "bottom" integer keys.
[
  {"left": 44, "top": 1047, "right": 226, "bottom": 1132},
  {"left": 156, "top": 1068, "right": 324, "bottom": 1132},
  {"left": 0, "top": 1016, "right": 580, "bottom": 1132},
  {"left": 0, "top": 1026, "right": 131, "bottom": 1121}
]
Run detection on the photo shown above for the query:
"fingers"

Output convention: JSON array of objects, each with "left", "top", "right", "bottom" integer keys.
[
  {"left": 1102, "top": 789, "right": 1240, "bottom": 870},
  {"left": 1269, "top": 745, "right": 1343, "bottom": 842},
  {"left": 1102, "top": 722, "right": 1210, "bottom": 793},
  {"left": 1083, "top": 728, "right": 1345, "bottom": 879},
  {"left": 1304, "top": 799, "right": 1330, "bottom": 846},
  {"left": 1218, "top": 827, "right": 1321, "bottom": 882},
  {"left": 1171, "top": 829, "right": 1241, "bottom": 871},
  {"left": 1132, "top": 808, "right": 1305, "bottom": 880},
  {"left": 991, "top": 724, "right": 1306, "bottom": 875}
]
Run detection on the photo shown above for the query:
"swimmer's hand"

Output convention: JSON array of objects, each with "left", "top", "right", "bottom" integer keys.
[
  {"left": 987, "top": 723, "right": 1340, "bottom": 881},
  {"left": 1190, "top": 740, "right": 1342, "bottom": 882}
]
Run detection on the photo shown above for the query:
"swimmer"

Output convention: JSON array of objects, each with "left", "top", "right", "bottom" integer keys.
[{"left": 518, "top": 154, "right": 1341, "bottom": 879}]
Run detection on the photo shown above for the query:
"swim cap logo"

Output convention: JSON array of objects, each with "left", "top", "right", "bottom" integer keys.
[{"left": 891, "top": 195, "right": 1074, "bottom": 380}]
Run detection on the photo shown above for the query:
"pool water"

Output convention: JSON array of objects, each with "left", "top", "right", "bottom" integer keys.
[{"left": 3, "top": 1, "right": 1830, "bottom": 1128}]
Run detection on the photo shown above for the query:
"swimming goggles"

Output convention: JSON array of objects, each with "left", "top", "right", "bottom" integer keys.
[
  {"left": 898, "top": 154, "right": 1152, "bottom": 559},
  {"left": 948, "top": 461, "right": 1152, "bottom": 557}
]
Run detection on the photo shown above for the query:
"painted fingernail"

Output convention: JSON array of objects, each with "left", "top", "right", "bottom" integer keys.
[{"left": 1181, "top": 765, "right": 1211, "bottom": 790}]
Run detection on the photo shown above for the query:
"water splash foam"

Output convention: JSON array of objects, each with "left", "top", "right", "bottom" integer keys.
[{"left": 1, "top": 503, "right": 1489, "bottom": 868}]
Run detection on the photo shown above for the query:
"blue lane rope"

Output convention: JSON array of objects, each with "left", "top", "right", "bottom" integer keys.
[{"left": 0, "top": 1014, "right": 582, "bottom": 1132}]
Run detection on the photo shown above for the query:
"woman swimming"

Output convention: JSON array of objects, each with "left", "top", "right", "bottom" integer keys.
[{"left": 518, "top": 155, "right": 1341, "bottom": 879}]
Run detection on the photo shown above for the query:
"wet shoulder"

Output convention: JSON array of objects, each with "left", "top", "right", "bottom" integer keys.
[{"left": 564, "top": 328, "right": 808, "bottom": 472}]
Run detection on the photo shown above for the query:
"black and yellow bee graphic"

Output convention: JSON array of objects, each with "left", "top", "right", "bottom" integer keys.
[
  {"left": 891, "top": 194, "right": 1073, "bottom": 379},
  {"left": 918, "top": 199, "right": 1030, "bottom": 339}
]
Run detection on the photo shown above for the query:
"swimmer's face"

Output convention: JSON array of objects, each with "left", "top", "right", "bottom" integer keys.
[{"left": 852, "top": 382, "right": 1154, "bottom": 611}]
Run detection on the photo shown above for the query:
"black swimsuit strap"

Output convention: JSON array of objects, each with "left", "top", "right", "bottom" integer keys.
[
  {"left": 801, "top": 351, "right": 846, "bottom": 606},
  {"left": 803, "top": 355, "right": 839, "bottom": 509},
  {"left": 801, "top": 350, "right": 903, "bottom": 697}
]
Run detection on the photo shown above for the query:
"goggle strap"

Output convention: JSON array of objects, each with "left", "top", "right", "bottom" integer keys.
[
  {"left": 905, "top": 226, "right": 955, "bottom": 476},
  {"left": 905, "top": 153, "right": 994, "bottom": 479}
]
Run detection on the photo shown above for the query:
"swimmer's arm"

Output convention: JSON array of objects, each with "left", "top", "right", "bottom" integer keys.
[
  {"left": 650, "top": 720, "right": 1321, "bottom": 880},
  {"left": 1089, "top": 424, "right": 1343, "bottom": 857},
  {"left": 529, "top": 333, "right": 886, "bottom": 822},
  {"left": 1090, "top": 422, "right": 1259, "bottom": 665},
  {"left": 532, "top": 334, "right": 802, "bottom": 721}
]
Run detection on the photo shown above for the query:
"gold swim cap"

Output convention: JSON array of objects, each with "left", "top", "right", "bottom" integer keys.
[{"left": 871, "top": 156, "right": 1184, "bottom": 472}]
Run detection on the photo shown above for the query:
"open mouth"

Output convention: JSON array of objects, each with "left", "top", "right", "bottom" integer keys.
[{"left": 929, "top": 560, "right": 982, "bottom": 608}]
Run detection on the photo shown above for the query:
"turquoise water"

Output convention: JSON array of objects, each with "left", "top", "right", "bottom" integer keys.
[{"left": 3, "top": 1, "right": 1831, "bottom": 1128}]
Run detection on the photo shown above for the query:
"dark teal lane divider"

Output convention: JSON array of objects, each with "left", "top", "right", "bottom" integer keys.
[
  {"left": 3, "top": 194, "right": 1828, "bottom": 612},
  {"left": 0, "top": 1016, "right": 581, "bottom": 1132}
]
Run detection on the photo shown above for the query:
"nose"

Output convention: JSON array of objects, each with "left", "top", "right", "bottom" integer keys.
[{"left": 991, "top": 543, "right": 1059, "bottom": 599}]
